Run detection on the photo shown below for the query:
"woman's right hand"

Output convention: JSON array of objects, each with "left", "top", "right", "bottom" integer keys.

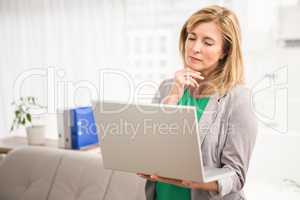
[
  {"left": 162, "top": 68, "right": 204, "bottom": 104},
  {"left": 174, "top": 68, "right": 204, "bottom": 89}
]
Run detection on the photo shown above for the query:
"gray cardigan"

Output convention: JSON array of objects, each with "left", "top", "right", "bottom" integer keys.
[{"left": 145, "top": 78, "right": 257, "bottom": 200}]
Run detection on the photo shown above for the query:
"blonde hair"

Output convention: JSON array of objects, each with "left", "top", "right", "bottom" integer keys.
[{"left": 179, "top": 5, "right": 244, "bottom": 96}]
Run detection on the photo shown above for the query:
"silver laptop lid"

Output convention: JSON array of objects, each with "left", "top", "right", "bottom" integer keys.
[{"left": 94, "top": 101, "right": 205, "bottom": 182}]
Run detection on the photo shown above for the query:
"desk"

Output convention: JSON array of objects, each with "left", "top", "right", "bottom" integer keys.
[{"left": 0, "top": 136, "right": 100, "bottom": 154}]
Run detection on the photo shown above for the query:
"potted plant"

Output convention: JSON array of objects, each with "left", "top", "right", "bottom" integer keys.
[{"left": 10, "top": 96, "right": 47, "bottom": 145}]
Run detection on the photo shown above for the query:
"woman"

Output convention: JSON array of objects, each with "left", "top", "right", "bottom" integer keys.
[{"left": 138, "top": 5, "right": 257, "bottom": 200}]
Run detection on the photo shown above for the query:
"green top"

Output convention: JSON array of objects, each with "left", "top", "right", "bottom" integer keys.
[{"left": 155, "top": 89, "right": 210, "bottom": 200}]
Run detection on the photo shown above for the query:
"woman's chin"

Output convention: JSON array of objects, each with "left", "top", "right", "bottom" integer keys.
[{"left": 186, "top": 64, "right": 204, "bottom": 72}]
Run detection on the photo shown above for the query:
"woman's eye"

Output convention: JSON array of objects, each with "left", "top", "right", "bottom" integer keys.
[
  {"left": 187, "top": 37, "right": 196, "bottom": 41},
  {"left": 204, "top": 42, "right": 213, "bottom": 46}
]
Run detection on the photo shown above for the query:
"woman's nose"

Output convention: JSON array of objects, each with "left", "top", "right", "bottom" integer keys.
[{"left": 192, "top": 41, "right": 202, "bottom": 54}]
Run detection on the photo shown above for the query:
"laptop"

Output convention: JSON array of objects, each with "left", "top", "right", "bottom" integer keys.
[{"left": 94, "top": 101, "right": 234, "bottom": 183}]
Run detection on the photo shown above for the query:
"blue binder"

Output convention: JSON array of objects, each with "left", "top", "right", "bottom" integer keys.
[{"left": 70, "top": 106, "right": 99, "bottom": 150}]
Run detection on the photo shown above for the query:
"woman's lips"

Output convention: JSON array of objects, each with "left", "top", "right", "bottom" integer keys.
[{"left": 190, "top": 56, "right": 202, "bottom": 63}]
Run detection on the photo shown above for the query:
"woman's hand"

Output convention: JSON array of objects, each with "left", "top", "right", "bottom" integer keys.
[
  {"left": 181, "top": 180, "right": 218, "bottom": 192},
  {"left": 174, "top": 68, "right": 204, "bottom": 89},
  {"left": 162, "top": 68, "right": 204, "bottom": 105},
  {"left": 137, "top": 173, "right": 218, "bottom": 192},
  {"left": 137, "top": 173, "right": 185, "bottom": 188}
]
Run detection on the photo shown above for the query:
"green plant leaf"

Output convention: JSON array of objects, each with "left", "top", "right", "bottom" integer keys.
[
  {"left": 28, "top": 97, "right": 32, "bottom": 104},
  {"left": 15, "top": 110, "right": 20, "bottom": 117},
  {"left": 11, "top": 96, "right": 46, "bottom": 129},
  {"left": 26, "top": 113, "right": 31, "bottom": 122},
  {"left": 21, "top": 118, "right": 26, "bottom": 125},
  {"left": 10, "top": 118, "right": 17, "bottom": 132}
]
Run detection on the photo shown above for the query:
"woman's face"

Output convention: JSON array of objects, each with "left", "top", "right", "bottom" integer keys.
[{"left": 184, "top": 22, "right": 225, "bottom": 75}]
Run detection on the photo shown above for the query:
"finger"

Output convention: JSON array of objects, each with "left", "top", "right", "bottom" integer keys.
[
  {"left": 185, "top": 79, "right": 196, "bottom": 88},
  {"left": 185, "top": 68, "right": 203, "bottom": 76},
  {"left": 181, "top": 180, "right": 190, "bottom": 185},
  {"left": 137, "top": 173, "right": 147, "bottom": 177},
  {"left": 185, "top": 72, "right": 204, "bottom": 80},
  {"left": 181, "top": 180, "right": 194, "bottom": 188},
  {"left": 184, "top": 77, "right": 199, "bottom": 88},
  {"left": 138, "top": 174, "right": 157, "bottom": 182},
  {"left": 150, "top": 175, "right": 159, "bottom": 180},
  {"left": 181, "top": 182, "right": 189, "bottom": 187},
  {"left": 185, "top": 70, "right": 202, "bottom": 77},
  {"left": 153, "top": 175, "right": 182, "bottom": 184},
  {"left": 183, "top": 74, "right": 204, "bottom": 84},
  {"left": 137, "top": 173, "right": 146, "bottom": 178},
  {"left": 189, "top": 77, "right": 200, "bottom": 88},
  {"left": 151, "top": 175, "right": 166, "bottom": 182},
  {"left": 137, "top": 173, "right": 149, "bottom": 178}
]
